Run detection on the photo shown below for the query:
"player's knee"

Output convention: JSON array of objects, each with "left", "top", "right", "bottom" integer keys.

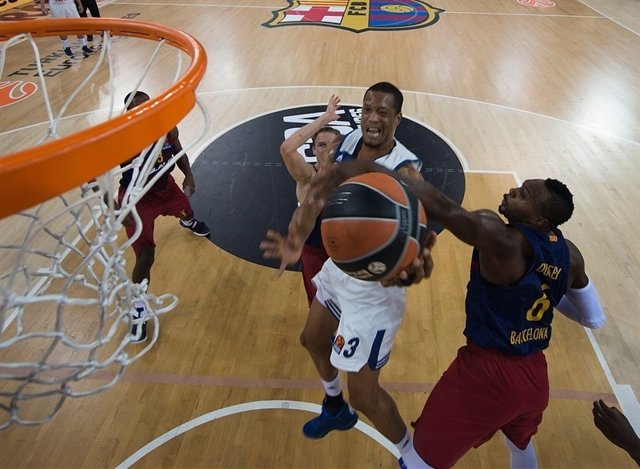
[{"left": 299, "top": 327, "right": 325, "bottom": 353}]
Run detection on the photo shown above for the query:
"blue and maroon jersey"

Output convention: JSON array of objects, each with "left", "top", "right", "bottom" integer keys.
[
  {"left": 463, "top": 224, "right": 570, "bottom": 356},
  {"left": 120, "top": 133, "right": 176, "bottom": 190}
]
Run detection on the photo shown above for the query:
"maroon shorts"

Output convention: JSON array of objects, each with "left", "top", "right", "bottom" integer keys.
[
  {"left": 412, "top": 341, "right": 549, "bottom": 469},
  {"left": 118, "top": 175, "right": 193, "bottom": 256},
  {"left": 300, "top": 243, "right": 329, "bottom": 305}
]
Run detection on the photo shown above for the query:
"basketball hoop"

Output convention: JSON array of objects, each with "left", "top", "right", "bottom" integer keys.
[{"left": 0, "top": 19, "right": 208, "bottom": 429}]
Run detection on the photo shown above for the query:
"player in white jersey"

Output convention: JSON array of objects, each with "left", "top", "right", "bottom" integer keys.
[
  {"left": 262, "top": 82, "right": 436, "bottom": 468},
  {"left": 41, "top": 0, "right": 93, "bottom": 57}
]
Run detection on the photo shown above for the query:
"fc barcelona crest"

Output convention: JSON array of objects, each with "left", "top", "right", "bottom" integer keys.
[{"left": 263, "top": 0, "right": 444, "bottom": 33}]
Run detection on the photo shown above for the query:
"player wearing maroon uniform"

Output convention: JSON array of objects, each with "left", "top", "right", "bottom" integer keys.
[{"left": 120, "top": 91, "right": 210, "bottom": 343}]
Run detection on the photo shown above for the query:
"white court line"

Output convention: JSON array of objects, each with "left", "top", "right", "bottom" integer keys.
[
  {"left": 115, "top": 400, "right": 399, "bottom": 468},
  {"left": 113, "top": 2, "right": 276, "bottom": 8},
  {"left": 3, "top": 87, "right": 638, "bottom": 148},
  {"left": 189, "top": 102, "right": 470, "bottom": 171},
  {"left": 575, "top": 0, "right": 640, "bottom": 37},
  {"left": 197, "top": 87, "right": 640, "bottom": 148}
]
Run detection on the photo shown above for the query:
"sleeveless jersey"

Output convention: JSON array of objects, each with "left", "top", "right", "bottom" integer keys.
[
  {"left": 463, "top": 224, "right": 570, "bottom": 356},
  {"left": 120, "top": 134, "right": 176, "bottom": 190},
  {"left": 333, "top": 128, "right": 422, "bottom": 172}
]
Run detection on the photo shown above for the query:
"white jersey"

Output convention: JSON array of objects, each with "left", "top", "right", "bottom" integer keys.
[
  {"left": 334, "top": 128, "right": 422, "bottom": 172},
  {"left": 312, "top": 130, "right": 422, "bottom": 372}
]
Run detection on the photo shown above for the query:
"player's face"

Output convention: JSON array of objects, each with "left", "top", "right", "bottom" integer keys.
[
  {"left": 499, "top": 179, "right": 547, "bottom": 224},
  {"left": 360, "top": 91, "right": 401, "bottom": 150},
  {"left": 313, "top": 131, "right": 339, "bottom": 170}
]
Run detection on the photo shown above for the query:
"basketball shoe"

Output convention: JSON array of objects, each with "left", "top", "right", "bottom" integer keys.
[
  {"left": 82, "top": 45, "right": 93, "bottom": 56},
  {"left": 129, "top": 307, "right": 147, "bottom": 343},
  {"left": 303, "top": 400, "right": 358, "bottom": 439},
  {"left": 63, "top": 47, "right": 73, "bottom": 57},
  {"left": 179, "top": 218, "right": 210, "bottom": 237}
]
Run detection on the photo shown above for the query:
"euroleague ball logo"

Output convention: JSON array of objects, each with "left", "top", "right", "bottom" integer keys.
[
  {"left": 0, "top": 80, "right": 37, "bottom": 108},
  {"left": 368, "top": 262, "right": 387, "bottom": 275},
  {"left": 189, "top": 104, "right": 465, "bottom": 271}
]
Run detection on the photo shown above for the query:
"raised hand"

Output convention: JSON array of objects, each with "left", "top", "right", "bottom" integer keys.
[
  {"left": 324, "top": 94, "right": 341, "bottom": 122},
  {"left": 260, "top": 229, "right": 305, "bottom": 277}
]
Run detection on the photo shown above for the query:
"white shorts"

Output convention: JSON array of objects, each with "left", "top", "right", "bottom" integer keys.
[
  {"left": 49, "top": 0, "right": 80, "bottom": 18},
  {"left": 313, "top": 259, "right": 407, "bottom": 372}
]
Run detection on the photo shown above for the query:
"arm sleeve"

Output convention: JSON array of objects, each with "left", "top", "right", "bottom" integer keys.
[{"left": 555, "top": 280, "right": 606, "bottom": 329}]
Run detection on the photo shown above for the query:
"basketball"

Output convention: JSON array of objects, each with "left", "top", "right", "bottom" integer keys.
[{"left": 321, "top": 172, "right": 428, "bottom": 282}]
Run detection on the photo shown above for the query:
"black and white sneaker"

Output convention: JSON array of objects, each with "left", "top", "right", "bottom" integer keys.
[
  {"left": 63, "top": 47, "right": 73, "bottom": 57},
  {"left": 82, "top": 45, "right": 93, "bottom": 56},
  {"left": 130, "top": 307, "right": 147, "bottom": 344},
  {"left": 179, "top": 218, "right": 210, "bottom": 237}
]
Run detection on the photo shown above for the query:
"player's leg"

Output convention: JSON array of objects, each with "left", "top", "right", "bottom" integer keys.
[
  {"left": 412, "top": 344, "right": 516, "bottom": 468},
  {"left": 347, "top": 366, "right": 404, "bottom": 439},
  {"left": 300, "top": 297, "right": 339, "bottom": 382},
  {"left": 76, "top": 2, "right": 93, "bottom": 41},
  {"left": 131, "top": 244, "right": 155, "bottom": 285},
  {"left": 119, "top": 187, "right": 160, "bottom": 343},
  {"left": 300, "top": 261, "right": 356, "bottom": 438},
  {"left": 161, "top": 175, "right": 210, "bottom": 236},
  {"left": 49, "top": 2, "right": 73, "bottom": 55},
  {"left": 300, "top": 299, "right": 356, "bottom": 438},
  {"left": 500, "top": 352, "right": 549, "bottom": 469},
  {"left": 85, "top": 0, "right": 100, "bottom": 17},
  {"left": 347, "top": 366, "right": 430, "bottom": 468},
  {"left": 63, "top": 0, "right": 92, "bottom": 55}
]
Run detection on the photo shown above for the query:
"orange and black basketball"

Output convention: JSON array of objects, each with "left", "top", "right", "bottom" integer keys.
[{"left": 321, "top": 172, "right": 428, "bottom": 282}]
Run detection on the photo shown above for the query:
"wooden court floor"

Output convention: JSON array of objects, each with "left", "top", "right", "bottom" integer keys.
[{"left": 1, "top": 0, "right": 639, "bottom": 468}]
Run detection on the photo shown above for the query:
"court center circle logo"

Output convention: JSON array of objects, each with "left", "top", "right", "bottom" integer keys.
[{"left": 189, "top": 105, "right": 465, "bottom": 271}]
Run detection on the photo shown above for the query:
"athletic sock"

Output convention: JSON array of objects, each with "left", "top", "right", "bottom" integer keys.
[
  {"left": 395, "top": 431, "right": 432, "bottom": 468},
  {"left": 80, "top": 37, "right": 87, "bottom": 46},
  {"left": 504, "top": 436, "right": 538, "bottom": 469},
  {"left": 62, "top": 39, "right": 70, "bottom": 48},
  {"left": 321, "top": 375, "right": 342, "bottom": 397}
]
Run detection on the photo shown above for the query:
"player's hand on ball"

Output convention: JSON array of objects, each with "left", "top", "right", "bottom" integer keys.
[{"left": 382, "top": 230, "right": 437, "bottom": 287}]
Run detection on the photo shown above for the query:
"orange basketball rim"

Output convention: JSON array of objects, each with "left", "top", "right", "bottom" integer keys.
[{"left": 0, "top": 19, "right": 207, "bottom": 219}]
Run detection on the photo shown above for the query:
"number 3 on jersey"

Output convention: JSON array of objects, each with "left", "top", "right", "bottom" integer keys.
[{"left": 332, "top": 335, "right": 360, "bottom": 358}]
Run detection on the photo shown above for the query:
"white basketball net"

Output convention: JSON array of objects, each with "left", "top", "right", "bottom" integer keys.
[{"left": 0, "top": 27, "right": 208, "bottom": 429}]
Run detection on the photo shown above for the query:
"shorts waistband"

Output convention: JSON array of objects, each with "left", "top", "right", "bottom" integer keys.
[{"left": 466, "top": 340, "right": 544, "bottom": 361}]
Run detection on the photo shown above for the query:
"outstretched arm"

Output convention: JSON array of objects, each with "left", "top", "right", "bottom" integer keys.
[
  {"left": 280, "top": 95, "right": 341, "bottom": 185},
  {"left": 326, "top": 160, "right": 517, "bottom": 257},
  {"left": 260, "top": 196, "right": 323, "bottom": 275}
]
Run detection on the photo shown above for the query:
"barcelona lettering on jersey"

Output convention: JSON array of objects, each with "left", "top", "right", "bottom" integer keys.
[
  {"left": 463, "top": 224, "right": 570, "bottom": 356},
  {"left": 119, "top": 135, "right": 176, "bottom": 189}
]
